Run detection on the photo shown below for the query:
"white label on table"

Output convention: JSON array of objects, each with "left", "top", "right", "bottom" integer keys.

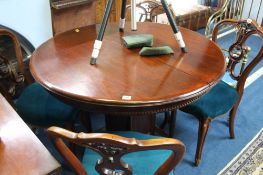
[{"left": 122, "top": 95, "right": 132, "bottom": 100}]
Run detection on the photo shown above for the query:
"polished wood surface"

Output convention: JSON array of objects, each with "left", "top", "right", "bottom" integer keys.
[
  {"left": 30, "top": 22, "right": 225, "bottom": 114},
  {"left": 48, "top": 126, "right": 185, "bottom": 175},
  {"left": 0, "top": 94, "right": 61, "bottom": 175}
]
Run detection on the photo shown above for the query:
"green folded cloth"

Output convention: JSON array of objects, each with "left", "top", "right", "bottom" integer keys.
[
  {"left": 139, "top": 46, "right": 174, "bottom": 56},
  {"left": 122, "top": 34, "right": 153, "bottom": 49}
]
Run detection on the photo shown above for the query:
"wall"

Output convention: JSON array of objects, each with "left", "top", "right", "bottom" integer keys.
[{"left": 0, "top": 0, "right": 53, "bottom": 48}]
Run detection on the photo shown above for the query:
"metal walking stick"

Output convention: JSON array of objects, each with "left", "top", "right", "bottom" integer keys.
[
  {"left": 119, "top": 0, "right": 127, "bottom": 32},
  {"left": 90, "top": 0, "right": 114, "bottom": 65},
  {"left": 160, "top": 0, "right": 187, "bottom": 53},
  {"left": 91, "top": 0, "right": 137, "bottom": 65}
]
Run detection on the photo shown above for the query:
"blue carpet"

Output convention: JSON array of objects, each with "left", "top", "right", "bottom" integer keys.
[
  {"left": 169, "top": 75, "right": 263, "bottom": 175},
  {"left": 196, "top": 28, "right": 205, "bottom": 35}
]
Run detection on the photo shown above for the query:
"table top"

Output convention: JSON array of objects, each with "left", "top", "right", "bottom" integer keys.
[
  {"left": 30, "top": 22, "right": 225, "bottom": 114},
  {"left": 0, "top": 94, "right": 61, "bottom": 175}
]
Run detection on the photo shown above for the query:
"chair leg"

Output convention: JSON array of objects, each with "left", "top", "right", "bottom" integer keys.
[
  {"left": 64, "top": 122, "right": 76, "bottom": 153},
  {"left": 79, "top": 111, "right": 92, "bottom": 133},
  {"left": 160, "top": 111, "right": 170, "bottom": 129},
  {"left": 150, "top": 114, "right": 156, "bottom": 135},
  {"left": 229, "top": 100, "right": 241, "bottom": 139},
  {"left": 169, "top": 110, "right": 177, "bottom": 138},
  {"left": 195, "top": 118, "right": 210, "bottom": 166}
]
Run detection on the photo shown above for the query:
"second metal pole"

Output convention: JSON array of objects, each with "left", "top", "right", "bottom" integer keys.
[
  {"left": 160, "top": 0, "right": 188, "bottom": 53},
  {"left": 90, "top": 0, "right": 114, "bottom": 65}
]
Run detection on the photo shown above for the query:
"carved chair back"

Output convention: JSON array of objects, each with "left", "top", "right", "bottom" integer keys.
[
  {"left": 212, "top": 19, "right": 263, "bottom": 96},
  {"left": 0, "top": 29, "right": 32, "bottom": 106},
  {"left": 125, "top": 0, "right": 158, "bottom": 22},
  {"left": 48, "top": 126, "right": 185, "bottom": 175},
  {"left": 205, "top": 0, "right": 263, "bottom": 37}
]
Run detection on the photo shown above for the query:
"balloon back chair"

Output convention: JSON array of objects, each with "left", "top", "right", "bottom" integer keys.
[
  {"left": 0, "top": 29, "right": 79, "bottom": 129},
  {"left": 166, "top": 19, "right": 263, "bottom": 166},
  {"left": 48, "top": 126, "right": 185, "bottom": 175}
]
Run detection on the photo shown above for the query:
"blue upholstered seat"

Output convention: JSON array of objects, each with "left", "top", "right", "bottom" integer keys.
[
  {"left": 15, "top": 82, "right": 78, "bottom": 127},
  {"left": 82, "top": 131, "right": 174, "bottom": 175},
  {"left": 180, "top": 80, "right": 238, "bottom": 118}
]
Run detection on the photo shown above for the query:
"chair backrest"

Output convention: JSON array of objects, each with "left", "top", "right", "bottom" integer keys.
[
  {"left": 0, "top": 29, "right": 31, "bottom": 106},
  {"left": 48, "top": 126, "right": 185, "bottom": 175},
  {"left": 206, "top": 0, "right": 263, "bottom": 37},
  {"left": 125, "top": 0, "right": 160, "bottom": 22},
  {"left": 50, "top": 0, "right": 96, "bottom": 36},
  {"left": 205, "top": 0, "right": 244, "bottom": 37},
  {"left": 212, "top": 19, "right": 263, "bottom": 94}
]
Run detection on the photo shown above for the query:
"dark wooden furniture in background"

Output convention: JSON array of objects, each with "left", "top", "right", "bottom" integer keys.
[
  {"left": 150, "top": 1, "right": 213, "bottom": 31},
  {"left": 30, "top": 22, "right": 225, "bottom": 133},
  {"left": 0, "top": 93, "right": 61, "bottom": 175},
  {"left": 50, "top": 0, "right": 96, "bottom": 36},
  {"left": 173, "top": 5, "right": 213, "bottom": 31},
  {"left": 48, "top": 126, "right": 185, "bottom": 174},
  {"left": 96, "top": 0, "right": 122, "bottom": 23},
  {"left": 95, "top": 0, "right": 223, "bottom": 27}
]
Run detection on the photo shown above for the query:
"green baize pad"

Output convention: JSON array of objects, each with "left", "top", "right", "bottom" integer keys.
[{"left": 122, "top": 34, "right": 153, "bottom": 49}]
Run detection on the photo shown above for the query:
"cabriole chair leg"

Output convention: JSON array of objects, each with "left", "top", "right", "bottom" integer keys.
[
  {"left": 160, "top": 111, "right": 170, "bottom": 129},
  {"left": 195, "top": 118, "right": 210, "bottom": 166},
  {"left": 169, "top": 110, "right": 177, "bottom": 137},
  {"left": 229, "top": 104, "right": 239, "bottom": 139},
  {"left": 79, "top": 111, "right": 92, "bottom": 133},
  {"left": 229, "top": 96, "right": 242, "bottom": 139}
]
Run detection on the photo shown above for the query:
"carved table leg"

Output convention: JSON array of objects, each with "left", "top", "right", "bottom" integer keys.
[
  {"left": 169, "top": 110, "right": 177, "bottom": 137},
  {"left": 105, "top": 114, "right": 130, "bottom": 131}
]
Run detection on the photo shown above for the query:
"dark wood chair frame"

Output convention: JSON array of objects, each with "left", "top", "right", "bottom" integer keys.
[
  {"left": 163, "top": 19, "right": 263, "bottom": 166},
  {"left": 48, "top": 126, "right": 185, "bottom": 175},
  {"left": 0, "top": 29, "right": 76, "bottom": 130},
  {"left": 0, "top": 29, "right": 31, "bottom": 107}
]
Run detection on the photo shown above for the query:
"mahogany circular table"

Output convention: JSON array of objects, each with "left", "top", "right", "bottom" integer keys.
[{"left": 30, "top": 22, "right": 225, "bottom": 132}]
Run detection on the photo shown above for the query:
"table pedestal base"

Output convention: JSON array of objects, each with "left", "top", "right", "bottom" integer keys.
[{"left": 105, "top": 114, "right": 156, "bottom": 134}]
